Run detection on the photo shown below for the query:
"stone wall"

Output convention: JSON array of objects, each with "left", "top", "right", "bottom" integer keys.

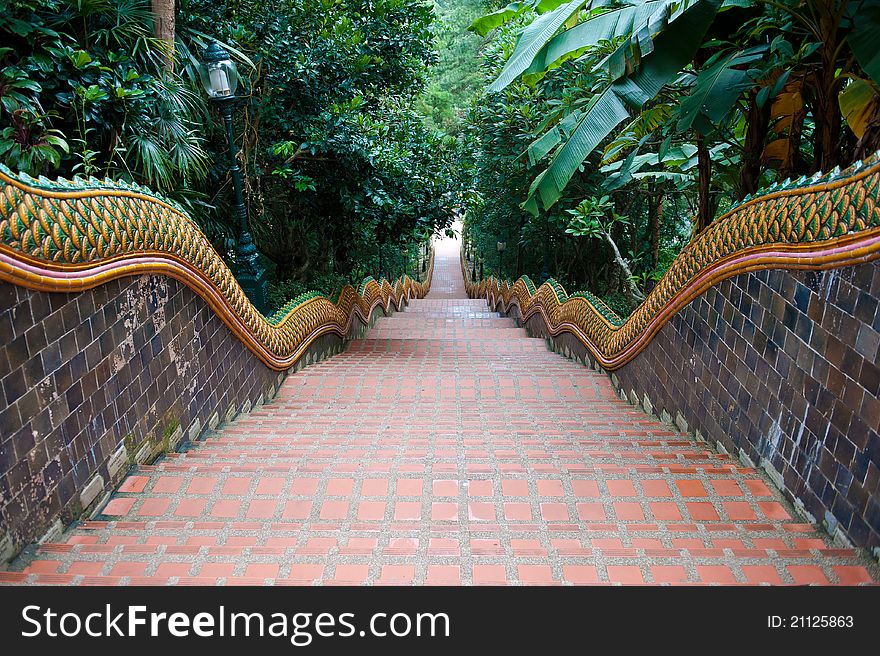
[
  {"left": 515, "top": 262, "right": 880, "bottom": 554},
  {"left": 0, "top": 275, "right": 360, "bottom": 561}
]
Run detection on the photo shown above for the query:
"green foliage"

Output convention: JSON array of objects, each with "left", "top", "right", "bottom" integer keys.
[
  {"left": 463, "top": 0, "right": 880, "bottom": 316},
  {"left": 839, "top": 77, "right": 880, "bottom": 140},
  {"left": 1, "top": 0, "right": 457, "bottom": 315},
  {"left": 523, "top": 0, "right": 723, "bottom": 213},
  {"left": 485, "top": 0, "right": 586, "bottom": 93},
  {"left": 847, "top": 3, "right": 880, "bottom": 86},
  {"left": 0, "top": 110, "right": 69, "bottom": 172},
  {"left": 519, "top": 0, "right": 676, "bottom": 83},
  {"left": 564, "top": 195, "right": 622, "bottom": 238},
  {"left": 674, "top": 46, "right": 766, "bottom": 135},
  {"left": 267, "top": 273, "right": 348, "bottom": 313},
  {"left": 0, "top": 0, "right": 210, "bottom": 193},
  {"left": 176, "top": 0, "right": 455, "bottom": 303},
  {"left": 417, "top": 1, "right": 488, "bottom": 135}
]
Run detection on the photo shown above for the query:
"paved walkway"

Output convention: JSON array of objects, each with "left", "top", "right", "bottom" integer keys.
[{"left": 4, "top": 232, "right": 878, "bottom": 585}]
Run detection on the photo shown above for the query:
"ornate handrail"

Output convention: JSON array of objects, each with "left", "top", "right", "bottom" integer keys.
[
  {"left": 0, "top": 166, "right": 433, "bottom": 371},
  {"left": 464, "top": 153, "right": 880, "bottom": 371}
]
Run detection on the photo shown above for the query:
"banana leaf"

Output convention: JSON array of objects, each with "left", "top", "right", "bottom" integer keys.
[
  {"left": 675, "top": 45, "right": 766, "bottom": 134},
  {"left": 525, "top": 1, "right": 677, "bottom": 81},
  {"left": 488, "top": 0, "right": 591, "bottom": 92},
  {"left": 848, "top": 1, "right": 880, "bottom": 86},
  {"left": 469, "top": 3, "right": 528, "bottom": 37},
  {"left": 525, "top": 0, "right": 722, "bottom": 213}
]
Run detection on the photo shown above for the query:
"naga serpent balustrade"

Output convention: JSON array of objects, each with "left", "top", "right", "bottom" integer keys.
[
  {"left": 465, "top": 153, "right": 880, "bottom": 371},
  {"left": 0, "top": 165, "right": 433, "bottom": 371}
]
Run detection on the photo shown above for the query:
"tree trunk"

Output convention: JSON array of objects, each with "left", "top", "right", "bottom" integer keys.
[
  {"left": 648, "top": 182, "right": 663, "bottom": 270},
  {"left": 515, "top": 214, "right": 525, "bottom": 277},
  {"left": 812, "top": 0, "right": 842, "bottom": 172},
  {"left": 739, "top": 89, "right": 770, "bottom": 198},
  {"left": 602, "top": 229, "right": 645, "bottom": 309},
  {"left": 152, "top": 0, "right": 176, "bottom": 71},
  {"left": 627, "top": 194, "right": 640, "bottom": 258},
  {"left": 854, "top": 112, "right": 880, "bottom": 160},
  {"left": 696, "top": 133, "right": 712, "bottom": 233}
]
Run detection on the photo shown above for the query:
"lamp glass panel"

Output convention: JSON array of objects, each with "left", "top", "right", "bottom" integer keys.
[{"left": 201, "top": 59, "right": 239, "bottom": 98}]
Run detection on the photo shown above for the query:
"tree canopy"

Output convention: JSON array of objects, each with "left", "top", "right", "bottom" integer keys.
[
  {"left": 1, "top": 0, "right": 460, "bottom": 310},
  {"left": 3, "top": 0, "right": 879, "bottom": 316},
  {"left": 461, "top": 0, "right": 880, "bottom": 314}
]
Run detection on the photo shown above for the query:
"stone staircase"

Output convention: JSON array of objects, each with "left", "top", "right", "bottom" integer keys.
[{"left": 3, "top": 234, "right": 877, "bottom": 586}]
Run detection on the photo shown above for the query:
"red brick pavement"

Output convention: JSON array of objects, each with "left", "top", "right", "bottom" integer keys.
[{"left": 4, "top": 232, "right": 878, "bottom": 586}]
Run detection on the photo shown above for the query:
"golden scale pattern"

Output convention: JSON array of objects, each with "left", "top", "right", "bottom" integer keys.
[
  {"left": 0, "top": 166, "right": 432, "bottom": 371},
  {"left": 465, "top": 153, "right": 880, "bottom": 371}
]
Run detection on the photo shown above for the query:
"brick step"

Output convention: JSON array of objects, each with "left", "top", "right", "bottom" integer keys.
[
  {"left": 18, "top": 537, "right": 872, "bottom": 585},
  {"left": 30, "top": 542, "right": 864, "bottom": 563},
  {"left": 402, "top": 311, "right": 501, "bottom": 318},
  {"left": 137, "top": 460, "right": 747, "bottom": 471},
  {"left": 148, "top": 463, "right": 751, "bottom": 477},
  {"left": 195, "top": 431, "right": 691, "bottom": 442},
  {"left": 7, "top": 575, "right": 876, "bottom": 586},
  {"left": 87, "top": 493, "right": 801, "bottom": 524},
  {"left": 154, "top": 460, "right": 739, "bottom": 474},
  {"left": 199, "top": 436, "right": 688, "bottom": 444},
  {"left": 233, "top": 419, "right": 657, "bottom": 427},
  {"left": 190, "top": 425, "right": 689, "bottom": 436},
  {"left": 66, "top": 519, "right": 819, "bottom": 539},
  {"left": 275, "top": 373, "right": 613, "bottom": 382},
  {"left": 373, "top": 317, "right": 516, "bottom": 327},
  {"left": 236, "top": 398, "right": 652, "bottom": 408},
  {"left": 205, "top": 411, "right": 669, "bottom": 420},
  {"left": 404, "top": 299, "right": 488, "bottom": 307},
  {"left": 366, "top": 329, "right": 530, "bottom": 340},
  {"left": 244, "top": 398, "right": 650, "bottom": 407},
  {"left": 183, "top": 435, "right": 711, "bottom": 445},
  {"left": 48, "top": 526, "right": 831, "bottom": 556},
  {"left": 184, "top": 446, "right": 719, "bottom": 458},
  {"left": 164, "top": 446, "right": 731, "bottom": 458},
  {"left": 213, "top": 435, "right": 687, "bottom": 441},
  {"left": 258, "top": 393, "right": 620, "bottom": 402},
  {"left": 345, "top": 339, "right": 547, "bottom": 352},
  {"left": 7, "top": 573, "right": 876, "bottom": 586},
  {"left": 209, "top": 417, "right": 675, "bottom": 425},
  {"left": 273, "top": 382, "right": 611, "bottom": 389},
  {"left": 167, "top": 452, "right": 732, "bottom": 464},
  {"left": 172, "top": 443, "right": 722, "bottom": 451},
  {"left": 54, "top": 526, "right": 849, "bottom": 552},
  {"left": 37, "top": 518, "right": 833, "bottom": 540},
  {"left": 11, "top": 240, "right": 878, "bottom": 586}
]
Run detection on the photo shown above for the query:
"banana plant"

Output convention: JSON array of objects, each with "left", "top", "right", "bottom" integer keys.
[
  {"left": 674, "top": 45, "right": 767, "bottom": 135},
  {"left": 839, "top": 76, "right": 880, "bottom": 140},
  {"left": 522, "top": 0, "right": 723, "bottom": 214},
  {"left": 469, "top": 0, "right": 578, "bottom": 38}
]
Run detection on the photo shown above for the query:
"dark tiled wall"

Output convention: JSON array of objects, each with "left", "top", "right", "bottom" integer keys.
[
  {"left": 0, "top": 275, "right": 290, "bottom": 559},
  {"left": 522, "top": 262, "right": 880, "bottom": 552}
]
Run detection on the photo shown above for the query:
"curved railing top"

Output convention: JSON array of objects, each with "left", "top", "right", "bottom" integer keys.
[
  {"left": 466, "top": 151, "right": 880, "bottom": 370},
  {"left": 0, "top": 165, "right": 434, "bottom": 370}
]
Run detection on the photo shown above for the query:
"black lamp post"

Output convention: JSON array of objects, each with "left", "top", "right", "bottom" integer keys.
[
  {"left": 496, "top": 240, "right": 506, "bottom": 280},
  {"left": 201, "top": 42, "right": 267, "bottom": 313}
]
